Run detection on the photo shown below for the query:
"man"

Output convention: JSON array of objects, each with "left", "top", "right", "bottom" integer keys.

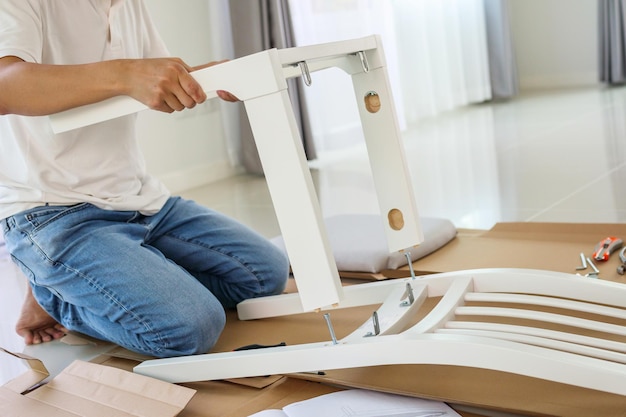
[{"left": 0, "top": 0, "right": 289, "bottom": 358}]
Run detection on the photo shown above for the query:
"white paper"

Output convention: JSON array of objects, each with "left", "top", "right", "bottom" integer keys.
[
  {"left": 248, "top": 389, "right": 461, "bottom": 417},
  {"left": 248, "top": 411, "right": 287, "bottom": 417}
]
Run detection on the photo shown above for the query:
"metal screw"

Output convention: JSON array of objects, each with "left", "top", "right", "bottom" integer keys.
[
  {"left": 575, "top": 252, "right": 588, "bottom": 271},
  {"left": 364, "top": 311, "right": 381, "bottom": 337},
  {"left": 400, "top": 282, "right": 415, "bottom": 307},
  {"left": 404, "top": 252, "right": 417, "bottom": 279},
  {"left": 323, "top": 313, "right": 338, "bottom": 345},
  {"left": 585, "top": 257, "right": 600, "bottom": 278}
]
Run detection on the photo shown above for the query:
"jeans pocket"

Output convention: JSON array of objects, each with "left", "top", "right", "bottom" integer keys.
[{"left": 21, "top": 203, "right": 86, "bottom": 231}]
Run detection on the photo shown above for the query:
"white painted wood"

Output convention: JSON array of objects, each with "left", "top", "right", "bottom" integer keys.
[
  {"left": 435, "top": 328, "right": 626, "bottom": 363},
  {"left": 455, "top": 306, "right": 626, "bottom": 336},
  {"left": 237, "top": 277, "right": 408, "bottom": 320},
  {"left": 237, "top": 267, "right": 626, "bottom": 319},
  {"left": 406, "top": 276, "right": 473, "bottom": 334},
  {"left": 277, "top": 36, "right": 379, "bottom": 66},
  {"left": 134, "top": 268, "right": 626, "bottom": 400},
  {"left": 133, "top": 332, "right": 626, "bottom": 396},
  {"left": 341, "top": 282, "right": 427, "bottom": 342},
  {"left": 244, "top": 90, "right": 343, "bottom": 311},
  {"left": 442, "top": 321, "right": 626, "bottom": 353},
  {"left": 352, "top": 65, "right": 423, "bottom": 253},
  {"left": 464, "top": 292, "right": 626, "bottom": 319},
  {"left": 50, "top": 50, "right": 286, "bottom": 133}
]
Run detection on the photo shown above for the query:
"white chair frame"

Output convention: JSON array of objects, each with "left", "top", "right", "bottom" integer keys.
[
  {"left": 51, "top": 36, "right": 626, "bottom": 399},
  {"left": 51, "top": 35, "right": 423, "bottom": 312}
]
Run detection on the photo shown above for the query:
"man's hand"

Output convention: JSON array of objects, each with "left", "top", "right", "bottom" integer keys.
[
  {"left": 122, "top": 57, "right": 207, "bottom": 113},
  {"left": 124, "top": 58, "right": 239, "bottom": 113}
]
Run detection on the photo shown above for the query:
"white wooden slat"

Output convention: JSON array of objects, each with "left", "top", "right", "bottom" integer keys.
[
  {"left": 455, "top": 306, "right": 626, "bottom": 336},
  {"left": 445, "top": 321, "right": 626, "bottom": 353},
  {"left": 469, "top": 269, "right": 626, "bottom": 309},
  {"left": 436, "top": 328, "right": 626, "bottom": 363},
  {"left": 464, "top": 292, "right": 626, "bottom": 320},
  {"left": 405, "top": 276, "right": 473, "bottom": 334}
]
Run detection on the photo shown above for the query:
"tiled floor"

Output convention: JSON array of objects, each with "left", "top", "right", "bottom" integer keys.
[{"left": 3, "top": 85, "right": 626, "bottom": 386}]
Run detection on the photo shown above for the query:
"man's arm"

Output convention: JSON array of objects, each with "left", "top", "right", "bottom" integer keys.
[{"left": 0, "top": 56, "right": 211, "bottom": 116}]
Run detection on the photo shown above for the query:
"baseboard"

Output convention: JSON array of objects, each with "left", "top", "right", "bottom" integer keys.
[{"left": 158, "top": 161, "right": 244, "bottom": 194}]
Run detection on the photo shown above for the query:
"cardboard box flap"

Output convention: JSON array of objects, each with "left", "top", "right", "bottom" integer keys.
[
  {"left": 0, "top": 388, "right": 81, "bottom": 417},
  {"left": 26, "top": 360, "right": 196, "bottom": 417},
  {"left": 1, "top": 347, "right": 196, "bottom": 417},
  {"left": 0, "top": 347, "right": 49, "bottom": 394}
]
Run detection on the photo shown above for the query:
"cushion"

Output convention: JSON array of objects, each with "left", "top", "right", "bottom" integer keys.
[{"left": 271, "top": 214, "right": 457, "bottom": 273}]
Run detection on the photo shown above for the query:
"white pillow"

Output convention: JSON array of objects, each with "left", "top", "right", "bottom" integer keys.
[{"left": 271, "top": 214, "right": 457, "bottom": 273}]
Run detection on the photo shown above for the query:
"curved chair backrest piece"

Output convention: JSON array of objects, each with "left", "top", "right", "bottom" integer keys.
[{"left": 135, "top": 268, "right": 626, "bottom": 401}]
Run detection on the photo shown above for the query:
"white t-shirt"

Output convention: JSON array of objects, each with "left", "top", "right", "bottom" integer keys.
[{"left": 0, "top": 0, "right": 172, "bottom": 219}]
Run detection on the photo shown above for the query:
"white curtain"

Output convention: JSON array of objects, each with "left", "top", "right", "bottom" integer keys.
[
  {"left": 288, "top": 0, "right": 493, "bottom": 157},
  {"left": 207, "top": 0, "right": 241, "bottom": 169}
]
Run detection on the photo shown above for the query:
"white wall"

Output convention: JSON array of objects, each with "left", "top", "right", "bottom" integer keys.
[
  {"left": 139, "top": 0, "right": 241, "bottom": 193},
  {"left": 509, "top": 0, "right": 599, "bottom": 90}
]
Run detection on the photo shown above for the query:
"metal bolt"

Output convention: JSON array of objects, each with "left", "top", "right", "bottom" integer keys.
[
  {"left": 575, "top": 252, "right": 587, "bottom": 271},
  {"left": 323, "top": 313, "right": 338, "bottom": 345},
  {"left": 587, "top": 257, "right": 599, "bottom": 274}
]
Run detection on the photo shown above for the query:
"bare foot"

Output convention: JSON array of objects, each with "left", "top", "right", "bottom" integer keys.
[{"left": 15, "top": 288, "right": 67, "bottom": 345}]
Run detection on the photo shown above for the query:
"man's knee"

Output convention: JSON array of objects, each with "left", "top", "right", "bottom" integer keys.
[
  {"left": 145, "top": 305, "right": 227, "bottom": 358},
  {"left": 264, "top": 246, "right": 290, "bottom": 296}
]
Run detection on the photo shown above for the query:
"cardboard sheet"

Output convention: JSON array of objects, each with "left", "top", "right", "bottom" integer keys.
[
  {"left": 408, "top": 222, "right": 626, "bottom": 284},
  {"left": 0, "top": 348, "right": 195, "bottom": 417}
]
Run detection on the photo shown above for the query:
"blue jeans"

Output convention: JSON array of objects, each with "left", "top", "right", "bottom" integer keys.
[{"left": 1, "top": 197, "right": 289, "bottom": 357}]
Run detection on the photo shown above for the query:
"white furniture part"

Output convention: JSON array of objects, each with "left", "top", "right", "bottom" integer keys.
[
  {"left": 135, "top": 268, "right": 626, "bottom": 398},
  {"left": 50, "top": 37, "right": 626, "bottom": 399},
  {"left": 50, "top": 35, "right": 423, "bottom": 313}
]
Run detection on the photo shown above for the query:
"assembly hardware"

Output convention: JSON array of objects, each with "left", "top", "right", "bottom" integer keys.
[
  {"left": 400, "top": 282, "right": 415, "bottom": 307},
  {"left": 404, "top": 251, "right": 417, "bottom": 279},
  {"left": 575, "top": 252, "right": 587, "bottom": 271},
  {"left": 356, "top": 50, "right": 369, "bottom": 72},
  {"left": 364, "top": 311, "right": 381, "bottom": 337},
  {"left": 298, "top": 61, "right": 312, "bottom": 86},
  {"left": 586, "top": 257, "right": 599, "bottom": 278},
  {"left": 323, "top": 313, "right": 338, "bottom": 345}
]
